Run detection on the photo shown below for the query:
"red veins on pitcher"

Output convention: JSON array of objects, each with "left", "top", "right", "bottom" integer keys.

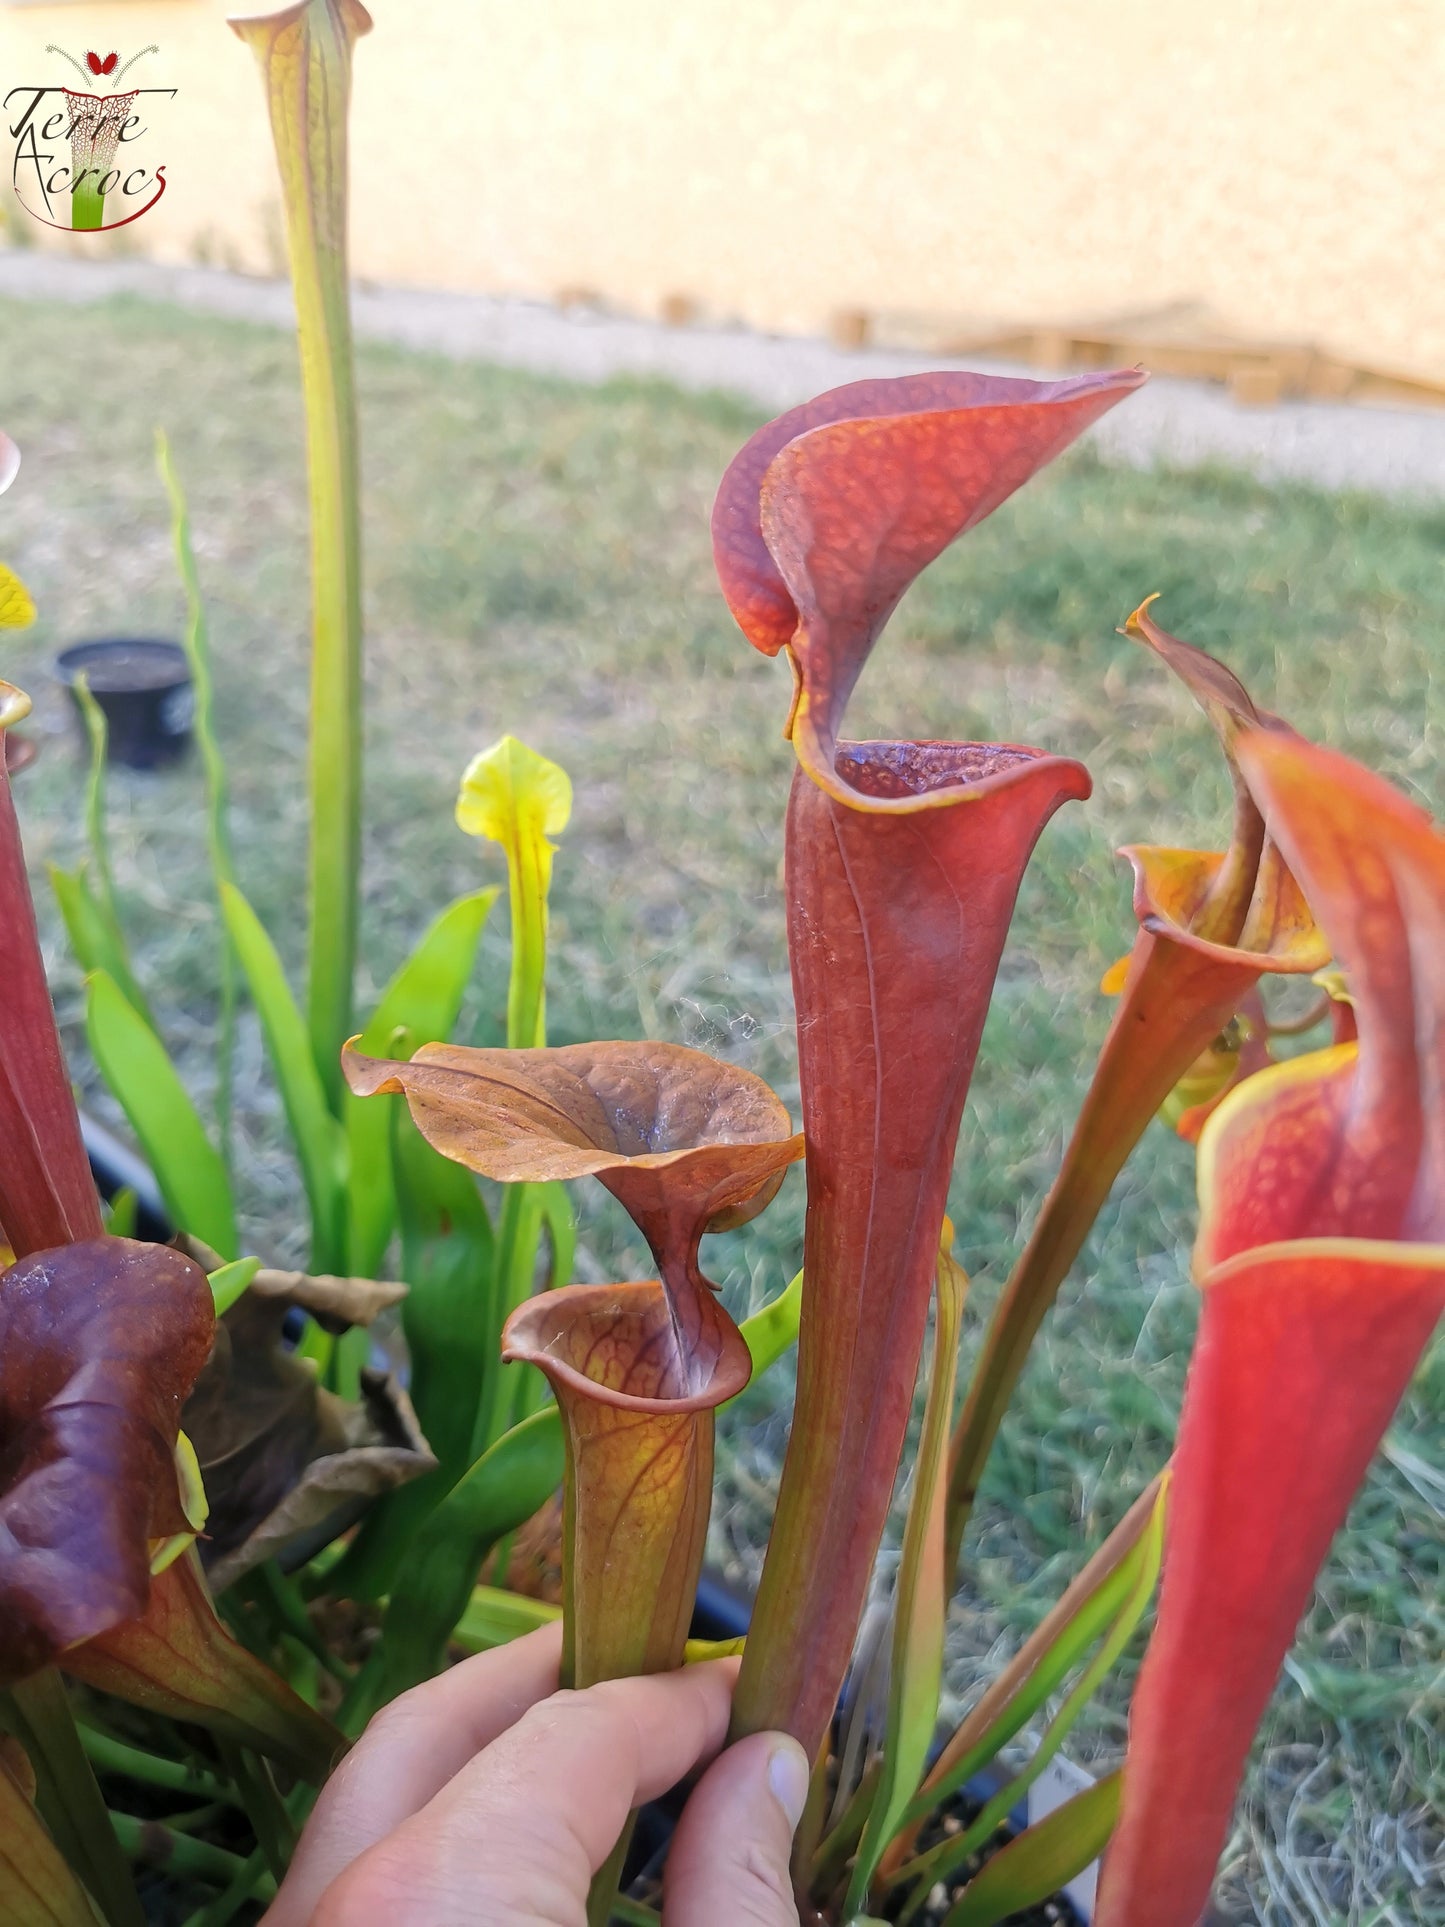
[
  {"left": 943, "top": 605, "right": 1329, "bottom": 1570},
  {"left": 1096, "top": 732, "right": 1445, "bottom": 1927},
  {"left": 713, "top": 367, "right": 1145, "bottom": 1760}
]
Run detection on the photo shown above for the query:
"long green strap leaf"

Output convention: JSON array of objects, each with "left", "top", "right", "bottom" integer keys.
[
  {"left": 941, "top": 1771, "right": 1122, "bottom": 1927},
  {"left": 897, "top": 1473, "right": 1165, "bottom": 1843},
  {"left": 156, "top": 429, "right": 238, "bottom": 1159},
  {"left": 85, "top": 970, "right": 237, "bottom": 1258},
  {"left": 327, "top": 1103, "right": 497, "bottom": 1601},
  {"left": 846, "top": 1239, "right": 967, "bottom": 1918},
  {"left": 344, "top": 887, "right": 497, "bottom": 1277},
  {"left": 221, "top": 882, "right": 347, "bottom": 1270},
  {"left": 742, "top": 1266, "right": 804, "bottom": 1375},
  {"left": 898, "top": 1556, "right": 1132, "bottom": 1837},
  {"left": 50, "top": 864, "right": 151, "bottom": 1025},
  {"left": 504, "top": 1171, "right": 578, "bottom": 1433},
  {"left": 2, "top": 1668, "right": 144, "bottom": 1927},
  {"left": 208, "top": 1256, "right": 262, "bottom": 1316},
  {"left": 352, "top": 1403, "right": 567, "bottom": 1726},
  {"left": 67, "top": 681, "right": 155, "bottom": 1029},
  {"left": 0, "top": 1754, "right": 101, "bottom": 1926},
  {"left": 74, "top": 677, "right": 121, "bottom": 950},
  {"left": 452, "top": 1583, "right": 561, "bottom": 1651},
  {"left": 231, "top": 0, "right": 372, "bottom": 1111},
  {"left": 892, "top": 1485, "right": 1167, "bottom": 1916}
]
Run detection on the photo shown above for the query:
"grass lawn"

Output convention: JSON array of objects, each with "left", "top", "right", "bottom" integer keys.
[{"left": 2, "top": 293, "right": 1442, "bottom": 1923}]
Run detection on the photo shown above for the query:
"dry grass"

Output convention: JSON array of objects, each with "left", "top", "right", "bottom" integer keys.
[{"left": 2, "top": 293, "right": 1441, "bottom": 1922}]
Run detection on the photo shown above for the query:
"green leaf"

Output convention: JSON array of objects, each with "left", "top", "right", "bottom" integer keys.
[
  {"left": 899, "top": 1476, "right": 1166, "bottom": 1839},
  {"left": 221, "top": 882, "right": 347, "bottom": 1270},
  {"left": 57, "top": 685, "right": 156, "bottom": 1031},
  {"left": 156, "top": 429, "right": 237, "bottom": 1157},
  {"left": 360, "top": 1403, "right": 568, "bottom": 1719},
  {"left": 744, "top": 1266, "right": 803, "bottom": 1376},
  {"left": 452, "top": 1583, "right": 561, "bottom": 1653},
  {"left": 323, "top": 1103, "right": 497, "bottom": 1601},
  {"left": 74, "top": 677, "right": 121, "bottom": 940},
  {"left": 892, "top": 1486, "right": 1166, "bottom": 1909},
  {"left": 344, "top": 887, "right": 498, "bottom": 1277},
  {"left": 505, "top": 1178, "right": 578, "bottom": 1429},
  {"left": 85, "top": 970, "right": 237, "bottom": 1258},
  {"left": 231, "top": 0, "right": 372, "bottom": 1109},
  {"left": 941, "top": 1772, "right": 1121, "bottom": 1927},
  {"left": 2, "top": 1667, "right": 144, "bottom": 1927},
  {"left": 50, "top": 864, "right": 154, "bottom": 1031},
  {"left": 609, "top": 1900, "right": 660, "bottom": 1927},
  {"left": 0, "top": 1757, "right": 102, "bottom": 1925},
  {"left": 208, "top": 1256, "right": 262, "bottom": 1317},
  {"left": 472, "top": 1181, "right": 539, "bottom": 1455},
  {"left": 847, "top": 1237, "right": 967, "bottom": 1918},
  {"left": 536, "top": 1177, "right": 576, "bottom": 1292},
  {"left": 102, "top": 1187, "right": 139, "bottom": 1239}
]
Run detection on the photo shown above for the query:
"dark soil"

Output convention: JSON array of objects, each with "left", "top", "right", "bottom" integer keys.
[
  {"left": 625, "top": 1782, "right": 1085, "bottom": 1926},
  {"left": 886, "top": 1786, "right": 1085, "bottom": 1926}
]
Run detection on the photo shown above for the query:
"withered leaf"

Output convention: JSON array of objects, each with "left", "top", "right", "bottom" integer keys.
[{"left": 180, "top": 1259, "right": 431, "bottom": 1591}]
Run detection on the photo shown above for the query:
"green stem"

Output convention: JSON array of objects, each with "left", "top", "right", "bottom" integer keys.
[
  {"left": 610, "top": 1901, "right": 660, "bottom": 1926},
  {"left": 809, "top": 1758, "right": 880, "bottom": 1902},
  {"left": 587, "top": 1825, "right": 636, "bottom": 1927},
  {"left": 110, "top": 1812, "right": 277, "bottom": 1895},
  {"left": 161, "top": 1804, "right": 231, "bottom": 1836},
  {"left": 257, "top": 1559, "right": 352, "bottom": 1683},
  {"left": 70, "top": 174, "right": 105, "bottom": 231},
  {"left": 73, "top": 675, "right": 154, "bottom": 1027},
  {"left": 2, "top": 1668, "right": 145, "bottom": 1927},
  {"left": 157, "top": 429, "right": 237, "bottom": 1160},
  {"left": 471, "top": 1180, "right": 531, "bottom": 1456},
  {"left": 233, "top": 0, "right": 370, "bottom": 1112},
  {"left": 180, "top": 1846, "right": 274, "bottom": 1927},
  {"left": 217, "top": 1742, "right": 296, "bottom": 1883},
  {"left": 506, "top": 805, "right": 548, "bottom": 1051},
  {"left": 78, "top": 1723, "right": 234, "bottom": 1806}
]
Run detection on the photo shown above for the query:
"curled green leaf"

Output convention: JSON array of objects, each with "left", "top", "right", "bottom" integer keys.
[{"left": 84, "top": 970, "right": 236, "bottom": 1260}]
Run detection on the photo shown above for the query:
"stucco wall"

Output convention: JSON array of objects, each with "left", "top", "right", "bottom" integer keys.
[{"left": 3, "top": 0, "right": 1443, "bottom": 381}]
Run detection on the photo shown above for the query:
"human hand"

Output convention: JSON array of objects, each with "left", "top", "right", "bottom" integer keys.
[{"left": 265, "top": 1624, "right": 810, "bottom": 1925}]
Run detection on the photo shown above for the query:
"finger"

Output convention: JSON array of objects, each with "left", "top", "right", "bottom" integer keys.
[
  {"left": 267, "top": 1623, "right": 563, "bottom": 1926},
  {"left": 663, "top": 1731, "right": 808, "bottom": 1925},
  {"left": 313, "top": 1659, "right": 739, "bottom": 1927}
]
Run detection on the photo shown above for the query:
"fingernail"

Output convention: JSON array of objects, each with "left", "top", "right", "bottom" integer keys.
[{"left": 766, "top": 1738, "right": 810, "bottom": 1831}]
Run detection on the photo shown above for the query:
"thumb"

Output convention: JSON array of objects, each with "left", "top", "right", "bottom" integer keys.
[{"left": 663, "top": 1731, "right": 808, "bottom": 1925}]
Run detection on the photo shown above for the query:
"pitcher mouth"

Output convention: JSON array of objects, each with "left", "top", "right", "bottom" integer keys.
[
  {"left": 833, "top": 738, "right": 1053, "bottom": 801},
  {"left": 501, "top": 1278, "right": 751, "bottom": 1414}
]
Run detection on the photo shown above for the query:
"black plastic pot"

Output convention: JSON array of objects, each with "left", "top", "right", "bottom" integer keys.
[
  {"left": 82, "top": 1110, "right": 172, "bottom": 1240},
  {"left": 55, "top": 638, "right": 194, "bottom": 769}
]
